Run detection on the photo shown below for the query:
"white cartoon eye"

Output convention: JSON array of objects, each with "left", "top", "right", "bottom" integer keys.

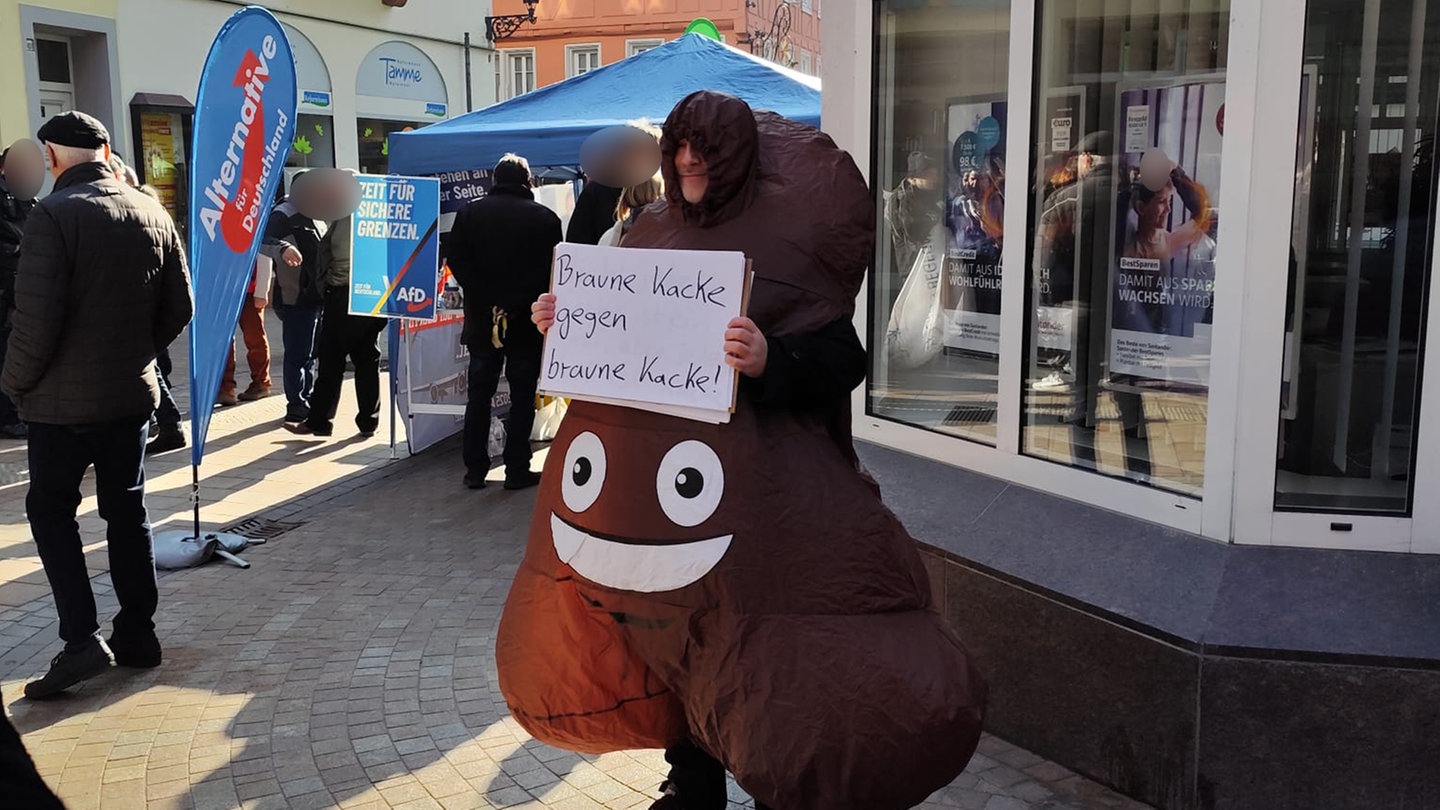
[
  {"left": 562, "top": 431, "right": 607, "bottom": 513},
  {"left": 655, "top": 440, "right": 724, "bottom": 528}
]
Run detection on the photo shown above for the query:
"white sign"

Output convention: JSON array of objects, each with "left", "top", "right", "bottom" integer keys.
[
  {"left": 1050, "top": 116, "right": 1072, "bottom": 152},
  {"left": 1125, "top": 105, "right": 1151, "bottom": 153},
  {"left": 540, "top": 243, "right": 749, "bottom": 422}
]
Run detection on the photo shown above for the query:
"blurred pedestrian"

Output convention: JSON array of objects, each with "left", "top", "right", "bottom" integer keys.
[
  {"left": 0, "top": 144, "right": 40, "bottom": 440},
  {"left": 218, "top": 257, "right": 274, "bottom": 406},
  {"left": 264, "top": 175, "right": 327, "bottom": 421},
  {"left": 285, "top": 205, "right": 386, "bottom": 439},
  {"left": 2, "top": 111, "right": 193, "bottom": 698}
]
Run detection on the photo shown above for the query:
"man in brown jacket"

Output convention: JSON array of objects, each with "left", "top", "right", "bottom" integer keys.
[{"left": 1, "top": 111, "right": 193, "bottom": 699}]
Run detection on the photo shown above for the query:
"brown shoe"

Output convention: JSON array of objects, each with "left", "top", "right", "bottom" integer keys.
[
  {"left": 216, "top": 391, "right": 239, "bottom": 407},
  {"left": 238, "top": 383, "right": 272, "bottom": 402}
]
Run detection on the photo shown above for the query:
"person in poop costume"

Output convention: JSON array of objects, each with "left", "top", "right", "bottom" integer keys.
[{"left": 496, "top": 90, "right": 987, "bottom": 810}]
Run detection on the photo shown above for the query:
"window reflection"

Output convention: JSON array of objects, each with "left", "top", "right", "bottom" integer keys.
[{"left": 1023, "top": 2, "right": 1229, "bottom": 496}]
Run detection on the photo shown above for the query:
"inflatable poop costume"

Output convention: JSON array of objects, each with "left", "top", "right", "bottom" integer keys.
[{"left": 496, "top": 91, "right": 986, "bottom": 810}]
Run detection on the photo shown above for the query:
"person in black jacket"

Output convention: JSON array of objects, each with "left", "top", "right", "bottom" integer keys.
[
  {"left": 2, "top": 112, "right": 193, "bottom": 699},
  {"left": 264, "top": 183, "right": 328, "bottom": 423},
  {"left": 565, "top": 178, "right": 622, "bottom": 245},
  {"left": 0, "top": 145, "right": 39, "bottom": 439},
  {"left": 446, "top": 153, "right": 562, "bottom": 490},
  {"left": 0, "top": 708, "right": 63, "bottom": 808}
]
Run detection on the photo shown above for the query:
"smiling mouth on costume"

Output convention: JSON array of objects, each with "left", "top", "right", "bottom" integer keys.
[{"left": 550, "top": 513, "right": 732, "bottom": 593}]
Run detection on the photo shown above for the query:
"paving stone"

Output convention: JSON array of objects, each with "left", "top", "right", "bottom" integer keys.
[{"left": 0, "top": 392, "right": 1148, "bottom": 810}]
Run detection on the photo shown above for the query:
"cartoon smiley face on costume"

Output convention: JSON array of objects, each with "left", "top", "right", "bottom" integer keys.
[{"left": 549, "top": 425, "right": 731, "bottom": 594}]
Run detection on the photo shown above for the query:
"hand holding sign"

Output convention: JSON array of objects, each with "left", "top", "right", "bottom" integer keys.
[{"left": 722, "top": 317, "right": 767, "bottom": 378}]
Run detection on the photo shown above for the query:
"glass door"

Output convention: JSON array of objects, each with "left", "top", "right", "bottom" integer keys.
[{"left": 1236, "top": 0, "right": 1440, "bottom": 552}]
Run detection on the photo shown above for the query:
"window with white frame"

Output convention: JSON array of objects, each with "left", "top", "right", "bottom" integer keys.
[
  {"left": 503, "top": 49, "right": 535, "bottom": 99},
  {"left": 626, "top": 39, "right": 663, "bottom": 57},
  {"left": 802, "top": 0, "right": 813, "bottom": 13},
  {"left": 567, "top": 44, "right": 601, "bottom": 78},
  {"left": 799, "top": 49, "right": 813, "bottom": 75}
]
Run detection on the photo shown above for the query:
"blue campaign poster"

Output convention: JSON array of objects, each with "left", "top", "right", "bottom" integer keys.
[
  {"left": 350, "top": 174, "right": 441, "bottom": 320},
  {"left": 187, "top": 6, "right": 297, "bottom": 465}
]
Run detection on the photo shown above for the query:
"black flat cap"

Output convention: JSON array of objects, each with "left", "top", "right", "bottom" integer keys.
[{"left": 37, "top": 111, "right": 110, "bottom": 149}]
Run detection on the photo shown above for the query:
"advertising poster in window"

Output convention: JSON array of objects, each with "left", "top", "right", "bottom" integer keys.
[
  {"left": 942, "top": 99, "right": 1006, "bottom": 356},
  {"left": 139, "top": 113, "right": 182, "bottom": 221},
  {"left": 1109, "top": 80, "right": 1224, "bottom": 388},
  {"left": 1034, "top": 89, "right": 1085, "bottom": 352}
]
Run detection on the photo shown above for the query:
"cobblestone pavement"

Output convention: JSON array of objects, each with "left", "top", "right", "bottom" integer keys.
[{"left": 0, "top": 360, "right": 1148, "bottom": 809}]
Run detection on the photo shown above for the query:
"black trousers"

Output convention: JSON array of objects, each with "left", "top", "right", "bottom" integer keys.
[
  {"left": 306, "top": 288, "right": 387, "bottom": 435},
  {"left": 154, "top": 346, "right": 181, "bottom": 429},
  {"left": 0, "top": 707, "right": 64, "bottom": 809},
  {"left": 463, "top": 339, "right": 540, "bottom": 479},
  {"left": 0, "top": 326, "right": 18, "bottom": 427},
  {"left": 27, "top": 419, "right": 155, "bottom": 650}
]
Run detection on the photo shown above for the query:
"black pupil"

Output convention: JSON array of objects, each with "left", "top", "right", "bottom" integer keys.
[
  {"left": 572, "top": 457, "right": 592, "bottom": 486},
  {"left": 675, "top": 468, "right": 704, "bottom": 499}
]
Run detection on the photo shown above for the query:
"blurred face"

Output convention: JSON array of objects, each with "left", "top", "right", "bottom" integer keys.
[{"left": 675, "top": 140, "right": 709, "bottom": 204}]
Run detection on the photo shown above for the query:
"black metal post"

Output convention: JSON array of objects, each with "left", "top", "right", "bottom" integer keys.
[
  {"left": 191, "top": 463, "right": 200, "bottom": 541},
  {"left": 464, "top": 32, "right": 473, "bottom": 112}
]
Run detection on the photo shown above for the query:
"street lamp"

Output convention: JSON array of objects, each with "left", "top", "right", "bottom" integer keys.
[{"left": 486, "top": 0, "right": 539, "bottom": 42}]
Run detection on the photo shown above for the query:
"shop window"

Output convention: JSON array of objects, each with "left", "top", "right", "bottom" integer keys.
[
  {"left": 567, "top": 44, "right": 601, "bottom": 78},
  {"left": 288, "top": 114, "right": 335, "bottom": 170},
  {"left": 356, "top": 118, "right": 417, "bottom": 176},
  {"left": 1022, "top": 1, "right": 1230, "bottom": 496},
  {"left": 1277, "top": 0, "right": 1440, "bottom": 514},
  {"left": 870, "top": 2, "right": 1010, "bottom": 445}
]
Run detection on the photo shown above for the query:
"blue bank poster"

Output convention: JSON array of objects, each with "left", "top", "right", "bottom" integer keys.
[{"left": 350, "top": 174, "right": 441, "bottom": 320}]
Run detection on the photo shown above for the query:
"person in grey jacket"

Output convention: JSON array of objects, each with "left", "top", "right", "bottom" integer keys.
[{"left": 1, "top": 111, "right": 193, "bottom": 699}]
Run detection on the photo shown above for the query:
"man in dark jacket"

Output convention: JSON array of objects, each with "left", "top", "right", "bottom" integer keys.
[
  {"left": 1, "top": 112, "right": 193, "bottom": 699},
  {"left": 446, "top": 153, "right": 562, "bottom": 490},
  {"left": 265, "top": 188, "right": 327, "bottom": 423},
  {"left": 287, "top": 212, "right": 387, "bottom": 438},
  {"left": 0, "top": 145, "right": 40, "bottom": 439}
]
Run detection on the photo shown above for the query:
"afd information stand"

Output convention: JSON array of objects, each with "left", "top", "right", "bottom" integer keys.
[{"left": 389, "top": 312, "right": 510, "bottom": 457}]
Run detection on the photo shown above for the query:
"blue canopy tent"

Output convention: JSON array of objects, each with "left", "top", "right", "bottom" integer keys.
[{"left": 388, "top": 33, "right": 821, "bottom": 175}]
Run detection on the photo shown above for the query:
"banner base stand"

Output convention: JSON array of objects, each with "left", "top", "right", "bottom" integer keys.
[{"left": 154, "top": 530, "right": 261, "bottom": 570}]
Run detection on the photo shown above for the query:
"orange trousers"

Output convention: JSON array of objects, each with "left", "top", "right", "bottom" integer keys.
[{"left": 221, "top": 301, "right": 271, "bottom": 394}]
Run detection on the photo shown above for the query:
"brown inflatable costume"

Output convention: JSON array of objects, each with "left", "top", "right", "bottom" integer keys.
[{"left": 496, "top": 91, "right": 986, "bottom": 810}]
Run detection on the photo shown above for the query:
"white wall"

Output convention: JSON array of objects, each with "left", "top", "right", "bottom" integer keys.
[
  {"left": 819, "top": 2, "right": 870, "bottom": 182},
  {"left": 115, "top": 0, "right": 496, "bottom": 168}
]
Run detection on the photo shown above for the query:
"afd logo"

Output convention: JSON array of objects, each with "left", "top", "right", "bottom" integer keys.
[
  {"left": 395, "top": 285, "right": 431, "bottom": 313},
  {"left": 380, "top": 56, "right": 424, "bottom": 87}
]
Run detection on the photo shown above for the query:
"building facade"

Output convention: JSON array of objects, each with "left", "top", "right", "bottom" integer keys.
[
  {"left": 489, "top": 0, "right": 821, "bottom": 100},
  {"left": 2, "top": 0, "right": 496, "bottom": 229},
  {"left": 823, "top": 3, "right": 1440, "bottom": 808}
]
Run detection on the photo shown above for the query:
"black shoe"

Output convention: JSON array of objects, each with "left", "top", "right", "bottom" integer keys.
[
  {"left": 655, "top": 743, "right": 727, "bottom": 810},
  {"left": 649, "top": 783, "right": 683, "bottom": 810},
  {"left": 108, "top": 632, "right": 162, "bottom": 669},
  {"left": 145, "top": 427, "right": 186, "bottom": 455},
  {"left": 0, "top": 422, "right": 27, "bottom": 440},
  {"left": 463, "top": 473, "right": 488, "bottom": 490},
  {"left": 24, "top": 640, "right": 114, "bottom": 699},
  {"left": 503, "top": 471, "right": 542, "bottom": 490}
]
